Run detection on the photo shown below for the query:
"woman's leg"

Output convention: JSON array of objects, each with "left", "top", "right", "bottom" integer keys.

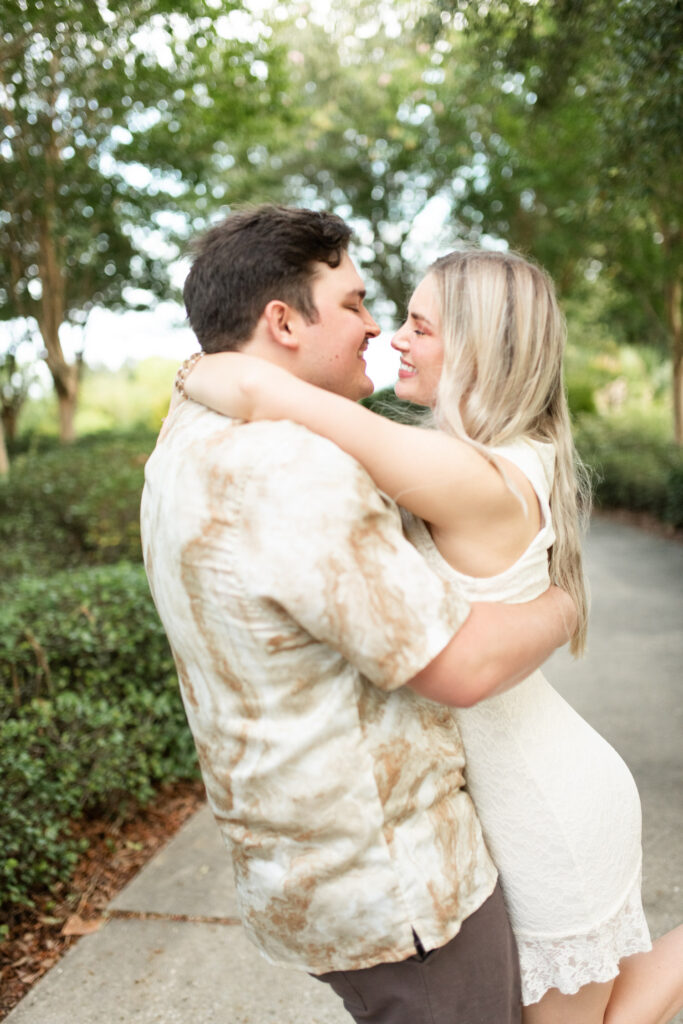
[
  {"left": 522, "top": 979, "right": 615, "bottom": 1024},
  {"left": 603, "top": 924, "right": 683, "bottom": 1024},
  {"left": 522, "top": 924, "right": 683, "bottom": 1024}
]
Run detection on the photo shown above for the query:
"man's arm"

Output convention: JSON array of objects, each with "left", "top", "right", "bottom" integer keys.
[
  {"left": 243, "top": 434, "right": 575, "bottom": 703},
  {"left": 407, "top": 586, "right": 576, "bottom": 708}
]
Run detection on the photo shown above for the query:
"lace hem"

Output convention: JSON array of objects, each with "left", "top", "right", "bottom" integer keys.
[{"left": 518, "top": 871, "right": 652, "bottom": 1006}]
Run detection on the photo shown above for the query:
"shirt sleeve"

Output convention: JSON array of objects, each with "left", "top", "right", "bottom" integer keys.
[{"left": 238, "top": 426, "right": 471, "bottom": 691}]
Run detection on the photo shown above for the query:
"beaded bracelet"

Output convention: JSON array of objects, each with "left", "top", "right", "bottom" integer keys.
[{"left": 174, "top": 351, "right": 204, "bottom": 398}]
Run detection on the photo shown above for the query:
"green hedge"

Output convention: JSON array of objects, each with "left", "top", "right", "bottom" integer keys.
[
  {"left": 0, "top": 563, "right": 198, "bottom": 922},
  {"left": 574, "top": 417, "right": 683, "bottom": 527},
  {"left": 0, "top": 429, "right": 155, "bottom": 584}
]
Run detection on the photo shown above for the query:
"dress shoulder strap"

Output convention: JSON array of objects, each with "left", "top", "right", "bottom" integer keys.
[
  {"left": 488, "top": 438, "right": 556, "bottom": 544},
  {"left": 489, "top": 438, "right": 554, "bottom": 501}
]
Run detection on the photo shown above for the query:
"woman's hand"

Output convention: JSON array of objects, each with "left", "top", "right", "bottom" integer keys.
[{"left": 182, "top": 351, "right": 278, "bottom": 421}]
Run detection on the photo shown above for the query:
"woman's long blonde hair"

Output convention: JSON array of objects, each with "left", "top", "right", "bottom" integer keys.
[{"left": 428, "top": 248, "right": 591, "bottom": 655}]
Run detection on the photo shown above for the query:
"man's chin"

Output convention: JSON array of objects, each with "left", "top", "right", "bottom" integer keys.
[
  {"left": 355, "top": 378, "right": 375, "bottom": 401},
  {"left": 343, "top": 374, "right": 374, "bottom": 402}
]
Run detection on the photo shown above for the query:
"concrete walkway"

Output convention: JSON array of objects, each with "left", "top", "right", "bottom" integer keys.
[{"left": 7, "top": 519, "right": 683, "bottom": 1024}]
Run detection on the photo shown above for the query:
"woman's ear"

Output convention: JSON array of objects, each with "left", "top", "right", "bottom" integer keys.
[{"left": 262, "top": 300, "right": 300, "bottom": 351}]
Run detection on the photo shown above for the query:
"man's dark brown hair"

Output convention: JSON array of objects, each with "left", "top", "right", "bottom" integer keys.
[{"left": 183, "top": 205, "right": 353, "bottom": 352}]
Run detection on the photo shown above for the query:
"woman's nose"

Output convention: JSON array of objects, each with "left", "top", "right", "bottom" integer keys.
[{"left": 391, "top": 324, "right": 409, "bottom": 351}]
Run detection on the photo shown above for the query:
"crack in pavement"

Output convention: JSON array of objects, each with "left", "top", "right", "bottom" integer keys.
[{"left": 105, "top": 908, "right": 242, "bottom": 926}]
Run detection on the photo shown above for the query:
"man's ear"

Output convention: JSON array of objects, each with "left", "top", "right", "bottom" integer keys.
[{"left": 262, "top": 300, "right": 300, "bottom": 351}]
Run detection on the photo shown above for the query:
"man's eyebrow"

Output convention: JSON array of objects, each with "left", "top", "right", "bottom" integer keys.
[{"left": 344, "top": 288, "right": 367, "bottom": 300}]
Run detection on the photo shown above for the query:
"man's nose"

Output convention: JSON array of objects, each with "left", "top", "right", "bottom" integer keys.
[{"left": 363, "top": 309, "right": 381, "bottom": 338}]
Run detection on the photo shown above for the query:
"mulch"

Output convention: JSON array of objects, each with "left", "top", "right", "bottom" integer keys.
[{"left": 0, "top": 778, "right": 206, "bottom": 1021}]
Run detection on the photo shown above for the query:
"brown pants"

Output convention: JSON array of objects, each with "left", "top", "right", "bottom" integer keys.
[{"left": 314, "top": 883, "right": 521, "bottom": 1024}]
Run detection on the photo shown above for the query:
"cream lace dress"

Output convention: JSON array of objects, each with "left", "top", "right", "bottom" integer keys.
[{"left": 402, "top": 436, "right": 652, "bottom": 1005}]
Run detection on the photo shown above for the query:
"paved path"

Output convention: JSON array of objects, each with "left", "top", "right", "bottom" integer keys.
[{"left": 7, "top": 519, "right": 683, "bottom": 1024}]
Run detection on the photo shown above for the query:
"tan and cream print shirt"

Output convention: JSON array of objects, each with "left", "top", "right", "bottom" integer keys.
[{"left": 140, "top": 402, "right": 498, "bottom": 974}]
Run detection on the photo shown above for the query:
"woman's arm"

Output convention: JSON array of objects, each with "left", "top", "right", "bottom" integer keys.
[{"left": 184, "top": 352, "right": 519, "bottom": 530}]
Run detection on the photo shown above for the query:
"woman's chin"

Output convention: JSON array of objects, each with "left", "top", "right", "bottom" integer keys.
[
  {"left": 394, "top": 378, "right": 427, "bottom": 405},
  {"left": 394, "top": 378, "right": 414, "bottom": 401}
]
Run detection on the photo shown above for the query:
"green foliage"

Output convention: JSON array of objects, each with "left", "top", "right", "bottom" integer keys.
[
  {"left": 574, "top": 417, "right": 683, "bottom": 527},
  {"left": 665, "top": 464, "right": 683, "bottom": 527},
  {"left": 426, "top": 0, "right": 682, "bottom": 439},
  {"left": 0, "top": 563, "right": 198, "bottom": 914},
  {"left": 76, "top": 358, "right": 179, "bottom": 434},
  {"left": 11, "top": 356, "right": 178, "bottom": 442},
  {"left": 0, "top": 0, "right": 287, "bottom": 324},
  {"left": 0, "top": 560, "right": 171, "bottom": 712},
  {"left": 361, "top": 386, "right": 429, "bottom": 423},
  {"left": 565, "top": 376, "right": 598, "bottom": 417},
  {"left": 0, "top": 429, "right": 155, "bottom": 583},
  {"left": 0, "top": 0, "right": 291, "bottom": 439},
  {"left": 223, "top": 3, "right": 481, "bottom": 311}
]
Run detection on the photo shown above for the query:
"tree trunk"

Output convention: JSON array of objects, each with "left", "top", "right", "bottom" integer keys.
[
  {"left": 667, "top": 275, "right": 683, "bottom": 445},
  {"left": 48, "top": 355, "right": 79, "bottom": 444},
  {"left": 0, "top": 418, "right": 9, "bottom": 477},
  {"left": 38, "top": 212, "right": 77, "bottom": 442},
  {"left": 2, "top": 405, "right": 18, "bottom": 445},
  {"left": 673, "top": 346, "right": 682, "bottom": 448}
]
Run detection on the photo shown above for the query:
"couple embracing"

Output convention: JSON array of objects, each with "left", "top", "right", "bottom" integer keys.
[{"left": 141, "top": 205, "right": 682, "bottom": 1023}]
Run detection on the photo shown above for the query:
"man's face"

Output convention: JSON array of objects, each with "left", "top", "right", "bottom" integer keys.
[{"left": 293, "top": 253, "right": 380, "bottom": 400}]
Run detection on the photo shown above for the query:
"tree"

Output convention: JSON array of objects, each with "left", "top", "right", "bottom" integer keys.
[
  {"left": 427, "top": 0, "right": 683, "bottom": 441},
  {"left": 0, "top": 0, "right": 287, "bottom": 440},
  {"left": 0, "top": 336, "right": 37, "bottom": 445},
  {"left": 221, "top": 2, "right": 485, "bottom": 315}
]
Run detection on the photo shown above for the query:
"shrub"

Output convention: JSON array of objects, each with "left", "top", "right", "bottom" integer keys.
[
  {"left": 361, "top": 386, "right": 429, "bottom": 423},
  {"left": 0, "top": 561, "right": 174, "bottom": 712},
  {"left": 566, "top": 375, "right": 598, "bottom": 416},
  {"left": 664, "top": 463, "right": 683, "bottom": 528},
  {"left": 0, "top": 563, "right": 197, "bottom": 916},
  {"left": 0, "top": 429, "right": 156, "bottom": 584},
  {"left": 574, "top": 416, "right": 683, "bottom": 526}
]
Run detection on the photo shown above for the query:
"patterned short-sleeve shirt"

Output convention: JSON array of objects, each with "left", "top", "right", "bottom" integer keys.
[{"left": 140, "top": 402, "right": 497, "bottom": 973}]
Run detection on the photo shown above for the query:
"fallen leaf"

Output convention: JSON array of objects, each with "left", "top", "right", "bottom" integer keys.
[{"left": 61, "top": 915, "right": 102, "bottom": 937}]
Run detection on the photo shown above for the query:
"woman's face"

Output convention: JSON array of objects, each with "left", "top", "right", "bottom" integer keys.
[{"left": 391, "top": 274, "right": 444, "bottom": 407}]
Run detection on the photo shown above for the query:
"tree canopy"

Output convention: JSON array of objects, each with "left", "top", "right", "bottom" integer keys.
[
  {"left": 425, "top": 0, "right": 682, "bottom": 439},
  {"left": 0, "top": 0, "right": 288, "bottom": 439},
  {"left": 2, "top": 0, "right": 681, "bottom": 442}
]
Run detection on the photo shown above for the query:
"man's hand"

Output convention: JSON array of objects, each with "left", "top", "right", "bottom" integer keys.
[{"left": 407, "top": 584, "right": 577, "bottom": 708}]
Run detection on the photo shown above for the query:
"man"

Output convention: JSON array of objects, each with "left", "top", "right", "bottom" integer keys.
[{"left": 141, "top": 205, "right": 575, "bottom": 1023}]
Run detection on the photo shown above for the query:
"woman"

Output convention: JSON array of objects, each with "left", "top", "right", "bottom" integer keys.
[{"left": 178, "top": 248, "right": 683, "bottom": 1023}]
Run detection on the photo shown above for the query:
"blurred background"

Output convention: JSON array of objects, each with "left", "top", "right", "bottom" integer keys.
[
  {"left": 1, "top": 0, "right": 681, "bottom": 1013},
  {"left": 1, "top": 0, "right": 681, "bottom": 457}
]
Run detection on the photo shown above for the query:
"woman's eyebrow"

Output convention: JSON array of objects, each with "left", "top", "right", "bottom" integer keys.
[{"left": 409, "top": 309, "right": 433, "bottom": 327}]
